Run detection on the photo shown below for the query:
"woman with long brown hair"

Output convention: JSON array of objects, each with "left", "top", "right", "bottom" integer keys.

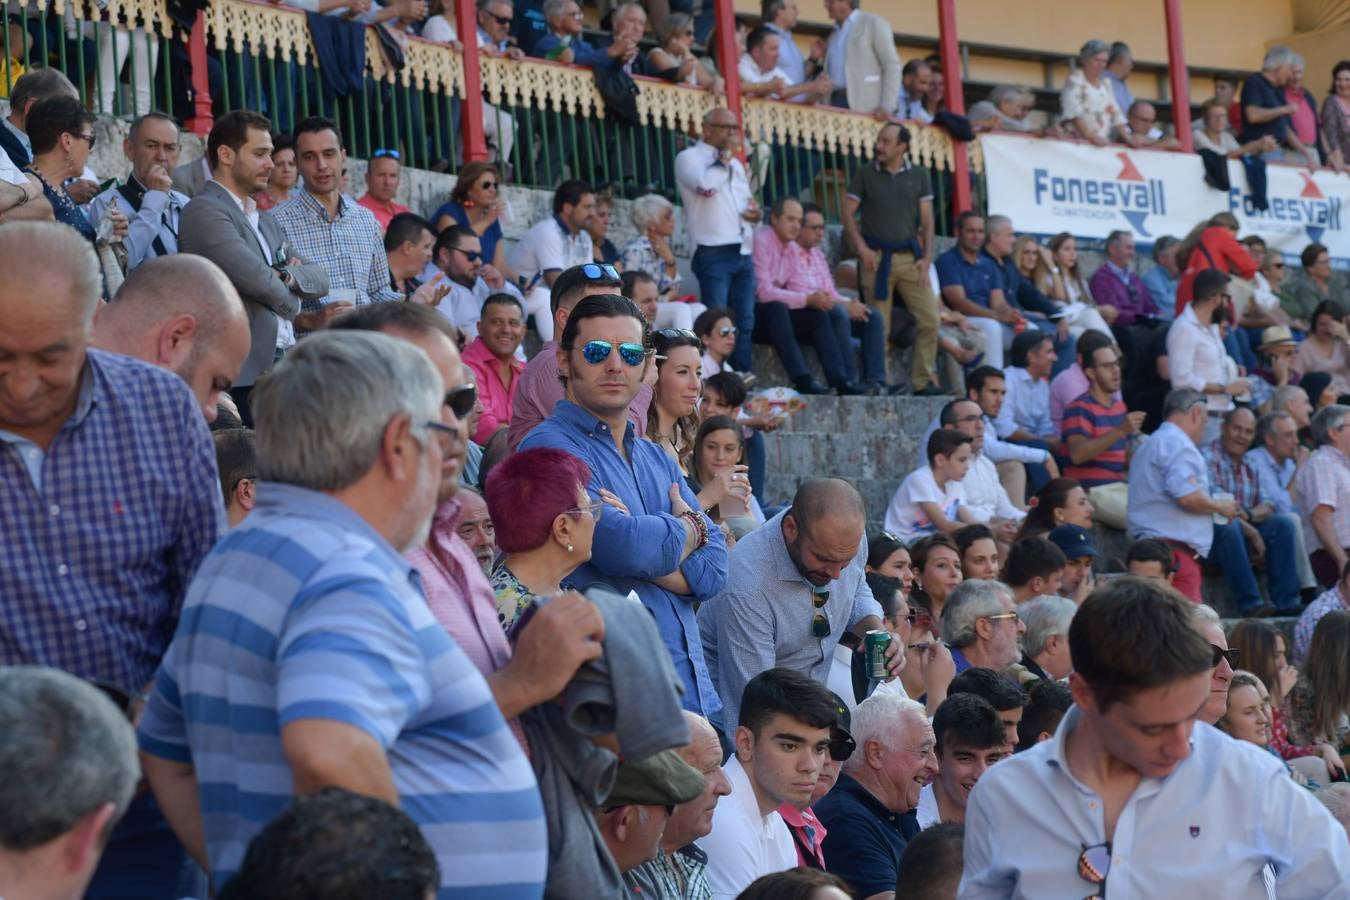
[{"left": 1282, "top": 610, "right": 1350, "bottom": 780}]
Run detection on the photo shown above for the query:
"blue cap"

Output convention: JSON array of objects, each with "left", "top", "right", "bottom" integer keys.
[{"left": 1048, "top": 524, "right": 1096, "bottom": 560}]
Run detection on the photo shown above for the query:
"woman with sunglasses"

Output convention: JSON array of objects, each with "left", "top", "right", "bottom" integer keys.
[
  {"left": 483, "top": 446, "right": 623, "bottom": 630},
  {"left": 689, "top": 415, "right": 761, "bottom": 538},
  {"left": 693, "top": 306, "right": 739, "bottom": 380},
  {"left": 648, "top": 13, "right": 723, "bottom": 91},
  {"left": 647, "top": 328, "right": 704, "bottom": 472},
  {"left": 24, "top": 96, "right": 127, "bottom": 247},
  {"left": 432, "top": 160, "right": 512, "bottom": 281}
]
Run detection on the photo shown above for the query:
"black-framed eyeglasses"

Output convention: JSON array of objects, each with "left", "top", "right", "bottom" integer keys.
[
  {"left": 580, "top": 263, "right": 621, "bottom": 281},
  {"left": 1210, "top": 644, "right": 1239, "bottom": 669},
  {"left": 372, "top": 148, "right": 401, "bottom": 159},
  {"left": 486, "top": 11, "right": 512, "bottom": 25},
  {"left": 811, "top": 589, "right": 830, "bottom": 638},
  {"left": 565, "top": 498, "right": 604, "bottom": 520},
  {"left": 452, "top": 246, "right": 483, "bottom": 263},
  {"left": 581, "top": 340, "right": 647, "bottom": 367},
  {"left": 445, "top": 384, "right": 477, "bottom": 419},
  {"left": 1078, "top": 841, "right": 1111, "bottom": 899},
  {"left": 73, "top": 131, "right": 96, "bottom": 148}
]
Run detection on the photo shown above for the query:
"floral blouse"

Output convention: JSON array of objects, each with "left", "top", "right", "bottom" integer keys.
[
  {"left": 1283, "top": 675, "right": 1350, "bottom": 750},
  {"left": 1060, "top": 71, "right": 1126, "bottom": 142},
  {"left": 490, "top": 563, "right": 536, "bottom": 631},
  {"left": 620, "top": 235, "right": 681, "bottom": 297}
]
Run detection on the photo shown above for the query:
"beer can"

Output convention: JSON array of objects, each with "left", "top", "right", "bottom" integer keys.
[{"left": 865, "top": 630, "right": 891, "bottom": 680}]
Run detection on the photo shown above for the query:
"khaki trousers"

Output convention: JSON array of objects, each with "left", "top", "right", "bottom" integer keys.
[{"left": 861, "top": 250, "right": 939, "bottom": 390}]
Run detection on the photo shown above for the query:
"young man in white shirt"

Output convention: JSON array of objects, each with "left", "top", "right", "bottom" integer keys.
[
  {"left": 916, "top": 693, "right": 1008, "bottom": 829},
  {"left": 738, "top": 25, "right": 831, "bottom": 102},
  {"left": 884, "top": 428, "right": 977, "bottom": 543},
  {"left": 699, "top": 667, "right": 838, "bottom": 899},
  {"left": 1166, "top": 268, "right": 1249, "bottom": 445},
  {"left": 507, "top": 179, "right": 595, "bottom": 342},
  {"left": 960, "top": 578, "right": 1350, "bottom": 897}
]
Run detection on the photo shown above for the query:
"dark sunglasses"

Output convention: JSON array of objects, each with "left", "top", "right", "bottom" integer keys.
[
  {"left": 73, "top": 131, "right": 96, "bottom": 148},
  {"left": 445, "top": 384, "right": 477, "bottom": 419},
  {"left": 1211, "top": 644, "right": 1239, "bottom": 669},
  {"left": 452, "top": 246, "right": 483, "bottom": 263},
  {"left": 828, "top": 732, "right": 856, "bottom": 762},
  {"left": 581, "top": 263, "right": 621, "bottom": 281},
  {"left": 581, "top": 340, "right": 647, "bottom": 367},
  {"left": 1078, "top": 842, "right": 1111, "bottom": 900},
  {"left": 487, "top": 11, "right": 512, "bottom": 24},
  {"left": 372, "top": 148, "right": 401, "bottom": 159},
  {"left": 656, "top": 327, "right": 699, "bottom": 341},
  {"left": 478, "top": 180, "right": 498, "bottom": 191},
  {"left": 811, "top": 589, "right": 830, "bottom": 638}
]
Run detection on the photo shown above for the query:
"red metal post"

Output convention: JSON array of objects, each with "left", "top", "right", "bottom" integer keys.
[
  {"left": 455, "top": 2, "right": 489, "bottom": 163},
  {"left": 183, "top": 10, "right": 213, "bottom": 137},
  {"left": 712, "top": 0, "right": 743, "bottom": 130},
  {"left": 1164, "top": 0, "right": 1193, "bottom": 152},
  {"left": 935, "top": 0, "right": 971, "bottom": 215}
]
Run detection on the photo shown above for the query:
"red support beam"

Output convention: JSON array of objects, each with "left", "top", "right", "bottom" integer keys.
[
  {"left": 456, "top": 3, "right": 489, "bottom": 163},
  {"left": 712, "top": 0, "right": 744, "bottom": 133},
  {"left": 1164, "top": 0, "right": 1193, "bottom": 152},
  {"left": 935, "top": 0, "right": 971, "bottom": 216},
  {"left": 183, "top": 10, "right": 213, "bottom": 137}
]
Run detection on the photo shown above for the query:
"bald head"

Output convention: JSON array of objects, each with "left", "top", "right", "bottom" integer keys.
[
  {"left": 701, "top": 108, "right": 739, "bottom": 151},
  {"left": 93, "top": 255, "right": 251, "bottom": 423},
  {"left": 791, "top": 478, "right": 865, "bottom": 530}
]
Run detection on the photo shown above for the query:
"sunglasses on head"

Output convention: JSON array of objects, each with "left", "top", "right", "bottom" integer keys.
[
  {"left": 372, "top": 148, "right": 401, "bottom": 159},
  {"left": 1211, "top": 644, "right": 1239, "bottom": 669},
  {"left": 581, "top": 263, "right": 621, "bottom": 281},
  {"left": 656, "top": 327, "right": 699, "bottom": 344},
  {"left": 444, "top": 384, "right": 477, "bottom": 419},
  {"left": 580, "top": 341, "right": 647, "bottom": 367}
]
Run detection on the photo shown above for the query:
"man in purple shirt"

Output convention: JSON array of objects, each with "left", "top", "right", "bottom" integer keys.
[{"left": 1088, "top": 230, "right": 1167, "bottom": 403}]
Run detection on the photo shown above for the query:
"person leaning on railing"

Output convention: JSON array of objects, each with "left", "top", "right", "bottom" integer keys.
[
  {"left": 649, "top": 12, "right": 723, "bottom": 92},
  {"left": 1060, "top": 39, "right": 1136, "bottom": 147}
]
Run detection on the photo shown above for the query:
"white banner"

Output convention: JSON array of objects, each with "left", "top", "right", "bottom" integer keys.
[{"left": 982, "top": 133, "right": 1350, "bottom": 266}]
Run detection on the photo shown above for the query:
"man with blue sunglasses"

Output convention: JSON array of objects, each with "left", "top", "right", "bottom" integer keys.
[{"left": 521, "top": 293, "right": 728, "bottom": 721}]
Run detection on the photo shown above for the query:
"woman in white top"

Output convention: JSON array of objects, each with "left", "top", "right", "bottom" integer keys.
[
  {"left": 1017, "top": 235, "right": 1112, "bottom": 340},
  {"left": 695, "top": 306, "right": 738, "bottom": 380},
  {"left": 1193, "top": 98, "right": 1279, "bottom": 158},
  {"left": 647, "top": 13, "right": 722, "bottom": 91}
]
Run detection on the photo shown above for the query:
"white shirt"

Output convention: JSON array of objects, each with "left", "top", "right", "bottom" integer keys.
[
  {"left": 1166, "top": 304, "right": 1234, "bottom": 413},
  {"left": 507, "top": 215, "right": 593, "bottom": 293},
  {"left": 996, "top": 366, "right": 1053, "bottom": 439},
  {"left": 420, "top": 14, "right": 456, "bottom": 43},
  {"left": 963, "top": 453, "right": 1026, "bottom": 524},
  {"left": 959, "top": 708, "right": 1350, "bottom": 899},
  {"left": 884, "top": 466, "right": 966, "bottom": 544},
  {"left": 738, "top": 55, "right": 791, "bottom": 91},
  {"left": 700, "top": 755, "right": 797, "bottom": 900},
  {"left": 916, "top": 782, "right": 941, "bottom": 830},
  {"left": 922, "top": 414, "right": 1049, "bottom": 466},
  {"left": 675, "top": 141, "right": 754, "bottom": 253},
  {"left": 0, "top": 147, "right": 24, "bottom": 186}
]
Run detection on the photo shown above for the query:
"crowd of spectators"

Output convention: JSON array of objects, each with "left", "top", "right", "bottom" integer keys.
[{"left": 6, "top": 5, "right": 1350, "bottom": 900}]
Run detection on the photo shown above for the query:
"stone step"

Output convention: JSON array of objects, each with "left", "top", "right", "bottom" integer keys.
[{"left": 769, "top": 393, "right": 949, "bottom": 436}]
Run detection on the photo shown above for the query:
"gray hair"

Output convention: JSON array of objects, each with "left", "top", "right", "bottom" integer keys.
[
  {"left": 1263, "top": 46, "right": 1298, "bottom": 71},
  {"left": 984, "top": 214, "right": 1012, "bottom": 236},
  {"left": 1019, "top": 595, "right": 1077, "bottom": 658},
  {"left": 1162, "top": 388, "right": 1207, "bottom": 419},
  {"left": 477, "top": 0, "right": 511, "bottom": 10},
  {"left": 0, "top": 666, "right": 138, "bottom": 850},
  {"left": 843, "top": 694, "right": 926, "bottom": 775},
  {"left": 252, "top": 331, "right": 444, "bottom": 492},
  {"left": 1255, "top": 410, "right": 1293, "bottom": 447},
  {"left": 989, "top": 84, "right": 1030, "bottom": 107},
  {"left": 1193, "top": 603, "right": 1221, "bottom": 624},
  {"left": 542, "top": 0, "right": 570, "bottom": 20},
  {"left": 1311, "top": 404, "right": 1350, "bottom": 447},
  {"left": 1079, "top": 39, "right": 1109, "bottom": 62},
  {"left": 1108, "top": 41, "right": 1131, "bottom": 65},
  {"left": 631, "top": 193, "right": 675, "bottom": 232},
  {"left": 1272, "top": 384, "right": 1308, "bottom": 416},
  {"left": 612, "top": 1, "right": 645, "bottom": 25},
  {"left": 0, "top": 221, "right": 102, "bottom": 324},
  {"left": 942, "top": 579, "right": 1012, "bottom": 650}
]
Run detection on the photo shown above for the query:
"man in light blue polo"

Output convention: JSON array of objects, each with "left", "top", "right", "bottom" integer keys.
[
  {"left": 138, "top": 331, "right": 545, "bottom": 899},
  {"left": 960, "top": 577, "right": 1350, "bottom": 897}
]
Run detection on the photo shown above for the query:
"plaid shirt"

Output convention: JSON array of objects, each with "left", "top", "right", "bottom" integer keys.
[
  {"left": 623, "top": 845, "right": 710, "bottom": 900},
  {"left": 270, "top": 190, "right": 400, "bottom": 333},
  {"left": 1294, "top": 444, "right": 1350, "bottom": 553},
  {"left": 0, "top": 350, "right": 225, "bottom": 693},
  {"left": 1204, "top": 438, "right": 1260, "bottom": 510},
  {"left": 792, "top": 242, "right": 844, "bottom": 299}
]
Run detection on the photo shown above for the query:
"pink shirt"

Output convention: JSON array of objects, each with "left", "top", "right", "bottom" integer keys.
[
  {"left": 752, "top": 226, "right": 809, "bottom": 309},
  {"left": 356, "top": 193, "right": 411, "bottom": 231},
  {"left": 506, "top": 340, "right": 653, "bottom": 451},
  {"left": 793, "top": 244, "right": 844, "bottom": 300},
  {"left": 463, "top": 337, "right": 526, "bottom": 445},
  {"left": 777, "top": 803, "right": 828, "bottom": 868},
  {"left": 1286, "top": 87, "right": 1318, "bottom": 147}
]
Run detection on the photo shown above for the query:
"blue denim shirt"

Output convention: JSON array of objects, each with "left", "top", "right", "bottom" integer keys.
[{"left": 520, "top": 400, "right": 728, "bottom": 719}]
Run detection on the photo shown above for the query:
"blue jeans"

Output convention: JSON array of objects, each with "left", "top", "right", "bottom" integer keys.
[
  {"left": 692, "top": 245, "right": 756, "bottom": 372},
  {"left": 86, "top": 791, "right": 206, "bottom": 900},
  {"left": 1207, "top": 517, "right": 1300, "bottom": 613},
  {"left": 745, "top": 429, "right": 766, "bottom": 500},
  {"left": 1009, "top": 437, "right": 1053, "bottom": 496},
  {"left": 842, "top": 304, "right": 887, "bottom": 384}
]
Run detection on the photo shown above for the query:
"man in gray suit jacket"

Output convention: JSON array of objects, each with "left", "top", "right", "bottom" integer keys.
[
  {"left": 822, "top": 0, "right": 901, "bottom": 120},
  {"left": 178, "top": 111, "right": 327, "bottom": 421}
]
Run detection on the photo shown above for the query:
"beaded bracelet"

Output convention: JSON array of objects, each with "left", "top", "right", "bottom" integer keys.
[{"left": 680, "top": 509, "right": 708, "bottom": 551}]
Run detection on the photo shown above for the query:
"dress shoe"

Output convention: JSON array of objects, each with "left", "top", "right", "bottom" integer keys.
[
  {"left": 793, "top": 376, "right": 829, "bottom": 395},
  {"left": 913, "top": 384, "right": 947, "bottom": 397},
  {"left": 834, "top": 381, "right": 867, "bottom": 396}
]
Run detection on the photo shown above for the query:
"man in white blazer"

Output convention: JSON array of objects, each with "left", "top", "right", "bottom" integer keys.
[{"left": 823, "top": 0, "right": 901, "bottom": 120}]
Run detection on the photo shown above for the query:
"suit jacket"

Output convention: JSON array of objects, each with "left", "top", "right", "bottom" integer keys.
[
  {"left": 829, "top": 11, "right": 901, "bottom": 114},
  {"left": 0, "top": 120, "right": 30, "bottom": 168},
  {"left": 171, "top": 158, "right": 209, "bottom": 199},
  {"left": 178, "top": 181, "right": 329, "bottom": 386}
]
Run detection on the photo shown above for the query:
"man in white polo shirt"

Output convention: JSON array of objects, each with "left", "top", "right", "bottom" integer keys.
[
  {"left": 508, "top": 179, "right": 595, "bottom": 342},
  {"left": 699, "top": 668, "right": 838, "bottom": 898}
]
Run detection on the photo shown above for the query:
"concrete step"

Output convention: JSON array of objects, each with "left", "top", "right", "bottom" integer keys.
[{"left": 769, "top": 393, "right": 949, "bottom": 437}]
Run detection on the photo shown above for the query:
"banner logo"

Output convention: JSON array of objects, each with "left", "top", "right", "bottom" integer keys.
[
  {"left": 1032, "top": 153, "right": 1166, "bottom": 237},
  {"left": 1227, "top": 173, "right": 1341, "bottom": 245}
]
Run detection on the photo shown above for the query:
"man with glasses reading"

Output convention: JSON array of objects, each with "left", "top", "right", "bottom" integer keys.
[
  {"left": 959, "top": 576, "right": 1350, "bottom": 897},
  {"left": 520, "top": 293, "right": 728, "bottom": 721},
  {"left": 701, "top": 477, "right": 894, "bottom": 731}
]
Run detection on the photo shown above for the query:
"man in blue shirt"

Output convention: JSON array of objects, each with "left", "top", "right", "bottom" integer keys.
[
  {"left": 139, "top": 331, "right": 546, "bottom": 899},
  {"left": 520, "top": 293, "right": 729, "bottom": 720},
  {"left": 1140, "top": 235, "right": 1180, "bottom": 322},
  {"left": 961, "top": 578, "right": 1350, "bottom": 897},
  {"left": 936, "top": 211, "right": 1035, "bottom": 371},
  {"left": 982, "top": 214, "right": 1075, "bottom": 376}
]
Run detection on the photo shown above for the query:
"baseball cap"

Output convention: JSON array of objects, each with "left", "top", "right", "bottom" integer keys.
[
  {"left": 1047, "top": 524, "right": 1097, "bottom": 561},
  {"left": 604, "top": 749, "right": 706, "bottom": 808}
]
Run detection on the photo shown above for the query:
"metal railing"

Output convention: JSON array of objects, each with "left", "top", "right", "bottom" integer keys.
[{"left": 5, "top": 0, "right": 985, "bottom": 230}]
